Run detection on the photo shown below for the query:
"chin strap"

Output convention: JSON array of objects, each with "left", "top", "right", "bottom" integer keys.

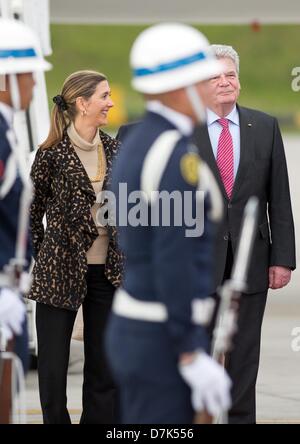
[
  {"left": 9, "top": 74, "right": 21, "bottom": 112},
  {"left": 185, "top": 85, "right": 207, "bottom": 124}
]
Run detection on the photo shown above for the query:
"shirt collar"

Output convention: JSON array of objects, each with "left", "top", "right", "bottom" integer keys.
[
  {"left": 207, "top": 105, "right": 239, "bottom": 127},
  {"left": 0, "top": 102, "right": 14, "bottom": 128},
  {"left": 146, "top": 100, "right": 194, "bottom": 136}
]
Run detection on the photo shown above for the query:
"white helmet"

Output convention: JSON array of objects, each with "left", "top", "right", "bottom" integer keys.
[
  {"left": 0, "top": 18, "right": 51, "bottom": 75},
  {"left": 131, "top": 23, "right": 222, "bottom": 94}
]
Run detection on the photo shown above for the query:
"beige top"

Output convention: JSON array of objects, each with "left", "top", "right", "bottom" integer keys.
[{"left": 67, "top": 123, "right": 109, "bottom": 265}]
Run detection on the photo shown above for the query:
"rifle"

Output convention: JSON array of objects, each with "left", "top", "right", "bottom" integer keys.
[
  {"left": 0, "top": 339, "right": 14, "bottom": 424},
  {"left": 195, "top": 196, "right": 259, "bottom": 424}
]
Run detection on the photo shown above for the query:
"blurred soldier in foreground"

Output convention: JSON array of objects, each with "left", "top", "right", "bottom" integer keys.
[
  {"left": 106, "top": 23, "right": 231, "bottom": 424},
  {"left": 0, "top": 18, "right": 51, "bottom": 422}
]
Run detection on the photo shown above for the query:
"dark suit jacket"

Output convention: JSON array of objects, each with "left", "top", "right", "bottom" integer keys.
[
  {"left": 28, "top": 130, "right": 123, "bottom": 311},
  {"left": 194, "top": 105, "right": 296, "bottom": 293},
  {"left": 116, "top": 121, "right": 140, "bottom": 142},
  {"left": 117, "top": 106, "right": 296, "bottom": 294}
]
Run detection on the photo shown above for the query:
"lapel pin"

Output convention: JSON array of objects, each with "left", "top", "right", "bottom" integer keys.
[{"left": 248, "top": 123, "right": 252, "bottom": 127}]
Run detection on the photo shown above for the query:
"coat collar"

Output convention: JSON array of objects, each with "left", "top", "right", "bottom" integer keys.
[
  {"left": 99, "top": 129, "right": 120, "bottom": 190},
  {"left": 56, "top": 130, "right": 120, "bottom": 205},
  {"left": 53, "top": 130, "right": 120, "bottom": 242}
]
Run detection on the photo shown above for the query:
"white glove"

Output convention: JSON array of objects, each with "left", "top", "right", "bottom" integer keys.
[
  {"left": 0, "top": 288, "right": 26, "bottom": 340},
  {"left": 178, "top": 351, "right": 232, "bottom": 417},
  {"left": 1, "top": 324, "right": 14, "bottom": 342}
]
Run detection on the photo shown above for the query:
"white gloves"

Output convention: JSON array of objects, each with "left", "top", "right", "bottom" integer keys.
[
  {"left": 178, "top": 351, "right": 232, "bottom": 417},
  {"left": 0, "top": 288, "right": 26, "bottom": 342}
]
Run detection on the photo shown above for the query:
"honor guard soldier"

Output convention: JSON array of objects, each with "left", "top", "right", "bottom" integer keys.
[
  {"left": 0, "top": 18, "right": 51, "bottom": 402},
  {"left": 106, "top": 23, "right": 231, "bottom": 424}
]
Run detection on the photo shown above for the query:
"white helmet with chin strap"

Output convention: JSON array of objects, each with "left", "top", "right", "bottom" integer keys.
[
  {"left": 0, "top": 18, "right": 52, "bottom": 198},
  {"left": 134, "top": 23, "right": 224, "bottom": 225},
  {"left": 0, "top": 18, "right": 52, "bottom": 110},
  {"left": 130, "top": 23, "right": 223, "bottom": 122}
]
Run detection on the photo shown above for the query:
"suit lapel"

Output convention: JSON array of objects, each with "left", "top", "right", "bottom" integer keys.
[
  {"left": 57, "top": 130, "right": 120, "bottom": 197},
  {"left": 193, "top": 123, "right": 228, "bottom": 200},
  {"left": 231, "top": 106, "right": 255, "bottom": 200}
]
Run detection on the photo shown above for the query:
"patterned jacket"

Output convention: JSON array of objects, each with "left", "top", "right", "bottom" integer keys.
[{"left": 27, "top": 130, "right": 123, "bottom": 311}]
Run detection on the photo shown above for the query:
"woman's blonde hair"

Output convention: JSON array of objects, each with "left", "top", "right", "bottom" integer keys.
[{"left": 40, "top": 70, "right": 107, "bottom": 149}]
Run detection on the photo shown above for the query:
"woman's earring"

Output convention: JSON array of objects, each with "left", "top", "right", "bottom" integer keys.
[{"left": 82, "top": 110, "right": 87, "bottom": 117}]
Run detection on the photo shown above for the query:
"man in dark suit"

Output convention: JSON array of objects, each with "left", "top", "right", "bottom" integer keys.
[{"left": 193, "top": 44, "right": 296, "bottom": 424}]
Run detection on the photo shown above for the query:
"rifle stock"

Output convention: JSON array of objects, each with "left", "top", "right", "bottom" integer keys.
[{"left": 0, "top": 339, "right": 14, "bottom": 424}]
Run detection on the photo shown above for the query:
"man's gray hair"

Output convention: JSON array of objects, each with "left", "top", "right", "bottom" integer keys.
[{"left": 211, "top": 44, "right": 240, "bottom": 74}]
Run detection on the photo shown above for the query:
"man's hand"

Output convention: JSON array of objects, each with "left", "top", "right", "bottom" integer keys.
[{"left": 269, "top": 266, "right": 291, "bottom": 290}]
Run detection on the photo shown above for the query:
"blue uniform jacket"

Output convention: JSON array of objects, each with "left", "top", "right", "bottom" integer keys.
[
  {"left": 0, "top": 111, "right": 31, "bottom": 371},
  {"left": 111, "top": 111, "right": 214, "bottom": 356},
  {"left": 0, "top": 112, "right": 31, "bottom": 271}
]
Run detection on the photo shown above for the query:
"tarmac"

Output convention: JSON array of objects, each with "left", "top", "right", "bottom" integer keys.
[
  {"left": 24, "top": 134, "right": 300, "bottom": 425},
  {"left": 256, "top": 133, "right": 300, "bottom": 424}
]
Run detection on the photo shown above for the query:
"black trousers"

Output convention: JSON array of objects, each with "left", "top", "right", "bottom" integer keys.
[
  {"left": 212, "top": 243, "right": 267, "bottom": 424},
  {"left": 36, "top": 265, "right": 117, "bottom": 424}
]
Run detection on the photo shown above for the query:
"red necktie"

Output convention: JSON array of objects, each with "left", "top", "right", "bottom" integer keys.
[{"left": 216, "top": 118, "right": 234, "bottom": 199}]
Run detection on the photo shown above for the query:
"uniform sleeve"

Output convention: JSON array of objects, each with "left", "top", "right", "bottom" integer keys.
[
  {"left": 0, "top": 126, "right": 11, "bottom": 188},
  {"left": 0, "top": 158, "right": 5, "bottom": 186},
  {"left": 268, "top": 119, "right": 296, "bottom": 270},
  {"left": 152, "top": 141, "right": 214, "bottom": 356},
  {"left": 30, "top": 148, "right": 53, "bottom": 258},
  {"left": 0, "top": 123, "right": 34, "bottom": 270}
]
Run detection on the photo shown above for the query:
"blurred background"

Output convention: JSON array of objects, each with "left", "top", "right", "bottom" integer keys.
[
  {"left": 47, "top": 23, "right": 300, "bottom": 132},
  {"left": 46, "top": 0, "right": 300, "bottom": 133}
]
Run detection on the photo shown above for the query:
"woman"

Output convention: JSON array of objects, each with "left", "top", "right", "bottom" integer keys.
[{"left": 28, "top": 70, "right": 123, "bottom": 424}]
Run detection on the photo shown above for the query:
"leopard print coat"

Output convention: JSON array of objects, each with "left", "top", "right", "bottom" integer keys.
[{"left": 27, "top": 130, "right": 123, "bottom": 311}]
